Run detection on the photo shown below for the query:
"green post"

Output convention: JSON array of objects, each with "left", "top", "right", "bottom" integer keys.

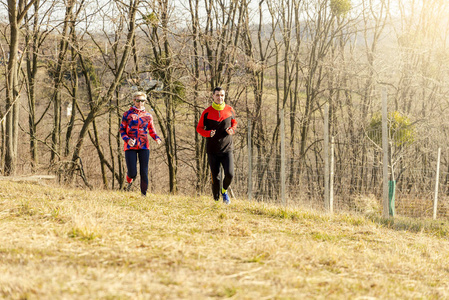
[{"left": 388, "top": 180, "right": 396, "bottom": 217}]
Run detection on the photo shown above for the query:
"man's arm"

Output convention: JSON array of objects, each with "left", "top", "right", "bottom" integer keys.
[
  {"left": 226, "top": 107, "right": 237, "bottom": 135},
  {"left": 196, "top": 110, "right": 214, "bottom": 137}
]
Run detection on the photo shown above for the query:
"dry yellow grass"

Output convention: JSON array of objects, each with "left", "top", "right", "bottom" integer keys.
[{"left": 1, "top": 181, "right": 449, "bottom": 299}]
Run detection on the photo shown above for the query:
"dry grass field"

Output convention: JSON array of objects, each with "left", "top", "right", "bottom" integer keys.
[{"left": 1, "top": 181, "right": 449, "bottom": 299}]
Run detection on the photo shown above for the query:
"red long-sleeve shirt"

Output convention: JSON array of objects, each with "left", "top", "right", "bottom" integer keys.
[{"left": 196, "top": 105, "right": 237, "bottom": 153}]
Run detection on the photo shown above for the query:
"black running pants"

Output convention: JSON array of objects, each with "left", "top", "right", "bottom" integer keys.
[
  {"left": 125, "top": 149, "right": 150, "bottom": 195},
  {"left": 208, "top": 151, "right": 234, "bottom": 200}
]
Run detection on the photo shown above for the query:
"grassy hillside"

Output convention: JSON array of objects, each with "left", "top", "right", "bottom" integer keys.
[{"left": 1, "top": 181, "right": 449, "bottom": 299}]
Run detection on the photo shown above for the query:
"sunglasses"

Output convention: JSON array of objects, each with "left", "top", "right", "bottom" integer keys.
[{"left": 135, "top": 98, "right": 146, "bottom": 102}]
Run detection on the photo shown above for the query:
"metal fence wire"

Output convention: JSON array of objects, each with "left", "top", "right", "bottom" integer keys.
[{"left": 231, "top": 105, "right": 449, "bottom": 220}]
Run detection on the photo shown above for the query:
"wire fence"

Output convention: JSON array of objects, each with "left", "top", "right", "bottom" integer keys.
[{"left": 231, "top": 105, "right": 449, "bottom": 220}]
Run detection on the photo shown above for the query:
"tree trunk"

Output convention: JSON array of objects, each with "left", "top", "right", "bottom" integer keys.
[
  {"left": 50, "top": 1, "right": 74, "bottom": 164},
  {"left": 5, "top": 0, "right": 21, "bottom": 175}
]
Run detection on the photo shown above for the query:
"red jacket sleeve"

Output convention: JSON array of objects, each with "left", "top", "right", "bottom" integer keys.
[
  {"left": 147, "top": 115, "right": 160, "bottom": 141},
  {"left": 120, "top": 111, "right": 131, "bottom": 142},
  {"left": 196, "top": 109, "right": 212, "bottom": 137},
  {"left": 230, "top": 107, "right": 237, "bottom": 131}
]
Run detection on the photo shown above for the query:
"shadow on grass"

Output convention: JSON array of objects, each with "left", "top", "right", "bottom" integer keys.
[
  {"left": 244, "top": 202, "right": 449, "bottom": 238},
  {"left": 366, "top": 214, "right": 449, "bottom": 238}
]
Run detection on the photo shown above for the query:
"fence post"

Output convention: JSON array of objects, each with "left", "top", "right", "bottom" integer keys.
[
  {"left": 280, "top": 109, "right": 286, "bottom": 207},
  {"left": 248, "top": 120, "right": 252, "bottom": 201},
  {"left": 324, "top": 103, "right": 330, "bottom": 211},
  {"left": 433, "top": 147, "right": 441, "bottom": 220},
  {"left": 382, "top": 87, "right": 390, "bottom": 218},
  {"left": 330, "top": 136, "right": 334, "bottom": 213}
]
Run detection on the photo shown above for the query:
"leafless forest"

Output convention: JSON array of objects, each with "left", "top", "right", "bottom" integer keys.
[{"left": 2, "top": 0, "right": 449, "bottom": 217}]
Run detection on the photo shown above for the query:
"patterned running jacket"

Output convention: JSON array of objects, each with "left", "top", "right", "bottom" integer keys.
[
  {"left": 120, "top": 106, "right": 160, "bottom": 151},
  {"left": 196, "top": 104, "right": 237, "bottom": 154}
]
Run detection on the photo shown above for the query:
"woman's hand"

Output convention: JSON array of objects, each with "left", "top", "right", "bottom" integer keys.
[
  {"left": 128, "top": 139, "right": 136, "bottom": 147},
  {"left": 156, "top": 138, "right": 162, "bottom": 145}
]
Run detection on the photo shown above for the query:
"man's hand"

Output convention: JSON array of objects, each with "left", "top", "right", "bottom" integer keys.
[
  {"left": 226, "top": 127, "right": 235, "bottom": 135},
  {"left": 210, "top": 130, "right": 216, "bottom": 137},
  {"left": 128, "top": 139, "right": 136, "bottom": 147}
]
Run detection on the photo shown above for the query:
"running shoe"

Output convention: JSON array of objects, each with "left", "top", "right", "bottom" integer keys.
[
  {"left": 125, "top": 175, "right": 133, "bottom": 191},
  {"left": 222, "top": 192, "right": 230, "bottom": 205}
]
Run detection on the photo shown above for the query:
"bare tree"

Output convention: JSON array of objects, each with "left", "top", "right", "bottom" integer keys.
[
  {"left": 356, "top": 0, "right": 389, "bottom": 192},
  {"left": 298, "top": 0, "right": 349, "bottom": 167},
  {"left": 48, "top": 0, "right": 77, "bottom": 164},
  {"left": 187, "top": 0, "right": 208, "bottom": 193},
  {"left": 4, "top": 0, "right": 39, "bottom": 175},
  {"left": 23, "top": 0, "right": 44, "bottom": 172}
]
